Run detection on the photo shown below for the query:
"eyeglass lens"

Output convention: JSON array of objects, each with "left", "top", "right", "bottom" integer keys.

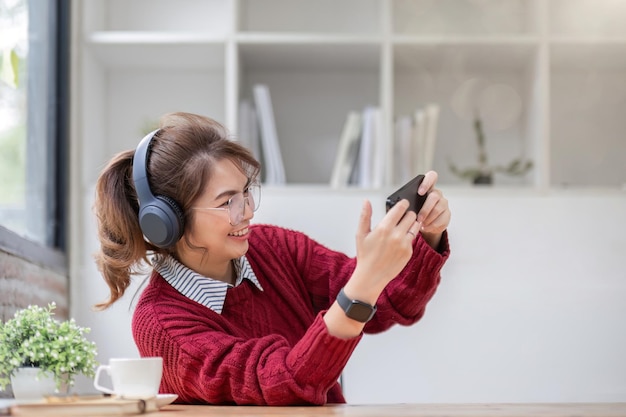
[{"left": 229, "top": 185, "right": 260, "bottom": 225}]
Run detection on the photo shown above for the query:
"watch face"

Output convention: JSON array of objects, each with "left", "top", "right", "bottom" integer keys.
[{"left": 347, "top": 302, "right": 375, "bottom": 322}]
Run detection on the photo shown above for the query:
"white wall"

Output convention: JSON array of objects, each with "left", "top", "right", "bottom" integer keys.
[
  {"left": 341, "top": 189, "right": 626, "bottom": 404},
  {"left": 74, "top": 186, "right": 626, "bottom": 403}
]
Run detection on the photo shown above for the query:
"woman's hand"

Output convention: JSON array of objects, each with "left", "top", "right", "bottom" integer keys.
[
  {"left": 325, "top": 199, "right": 418, "bottom": 338},
  {"left": 324, "top": 176, "right": 449, "bottom": 338},
  {"left": 415, "top": 171, "right": 450, "bottom": 249},
  {"left": 345, "top": 198, "right": 419, "bottom": 304}
]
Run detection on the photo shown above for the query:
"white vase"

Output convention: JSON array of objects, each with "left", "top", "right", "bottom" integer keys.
[{"left": 10, "top": 367, "right": 58, "bottom": 401}]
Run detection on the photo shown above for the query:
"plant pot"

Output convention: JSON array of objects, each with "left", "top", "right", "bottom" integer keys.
[
  {"left": 473, "top": 172, "right": 493, "bottom": 185},
  {"left": 10, "top": 367, "right": 62, "bottom": 401}
]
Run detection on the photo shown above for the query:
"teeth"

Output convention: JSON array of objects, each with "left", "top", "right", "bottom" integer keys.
[{"left": 229, "top": 228, "right": 248, "bottom": 237}]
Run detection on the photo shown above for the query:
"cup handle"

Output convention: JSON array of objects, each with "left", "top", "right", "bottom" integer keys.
[{"left": 93, "top": 365, "right": 115, "bottom": 395}]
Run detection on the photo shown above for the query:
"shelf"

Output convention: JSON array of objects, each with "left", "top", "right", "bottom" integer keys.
[
  {"left": 87, "top": 31, "right": 227, "bottom": 44},
  {"left": 78, "top": 0, "right": 626, "bottom": 189},
  {"left": 394, "top": 40, "right": 540, "bottom": 187},
  {"left": 394, "top": 41, "right": 538, "bottom": 71},
  {"left": 550, "top": 41, "right": 626, "bottom": 71},
  {"left": 239, "top": 66, "right": 380, "bottom": 184},
  {"left": 258, "top": 183, "right": 626, "bottom": 196},
  {"left": 83, "top": 0, "right": 232, "bottom": 34},
  {"left": 548, "top": 0, "right": 626, "bottom": 38},
  {"left": 85, "top": 33, "right": 226, "bottom": 70},
  {"left": 238, "top": 42, "right": 380, "bottom": 71},
  {"left": 236, "top": 33, "right": 382, "bottom": 45},
  {"left": 238, "top": 0, "right": 380, "bottom": 34},
  {"left": 92, "top": 70, "right": 227, "bottom": 181},
  {"left": 392, "top": 35, "right": 540, "bottom": 45},
  {"left": 550, "top": 53, "right": 626, "bottom": 187},
  {"left": 392, "top": 0, "right": 539, "bottom": 37}
]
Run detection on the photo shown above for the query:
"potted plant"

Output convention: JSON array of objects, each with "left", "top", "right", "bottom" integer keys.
[
  {"left": 0, "top": 303, "right": 98, "bottom": 399},
  {"left": 449, "top": 115, "right": 533, "bottom": 185}
]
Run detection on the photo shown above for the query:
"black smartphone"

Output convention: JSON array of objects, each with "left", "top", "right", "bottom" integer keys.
[{"left": 385, "top": 174, "right": 427, "bottom": 215}]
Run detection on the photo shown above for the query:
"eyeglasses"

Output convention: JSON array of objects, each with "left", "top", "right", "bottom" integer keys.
[{"left": 191, "top": 183, "right": 261, "bottom": 226}]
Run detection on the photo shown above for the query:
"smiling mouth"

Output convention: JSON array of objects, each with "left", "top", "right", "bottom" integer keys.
[{"left": 229, "top": 227, "right": 248, "bottom": 237}]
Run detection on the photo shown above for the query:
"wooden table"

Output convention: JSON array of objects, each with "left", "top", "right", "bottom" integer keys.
[{"left": 160, "top": 403, "right": 626, "bottom": 417}]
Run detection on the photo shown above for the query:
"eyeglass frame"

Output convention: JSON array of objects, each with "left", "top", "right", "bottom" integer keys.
[{"left": 191, "top": 182, "right": 261, "bottom": 226}]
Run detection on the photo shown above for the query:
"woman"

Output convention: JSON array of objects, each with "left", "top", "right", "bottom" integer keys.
[{"left": 94, "top": 112, "right": 451, "bottom": 405}]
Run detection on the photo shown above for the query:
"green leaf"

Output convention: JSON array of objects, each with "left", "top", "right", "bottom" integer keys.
[
  {"left": 0, "top": 304, "right": 98, "bottom": 390},
  {"left": 1, "top": 47, "right": 19, "bottom": 88},
  {"left": 449, "top": 160, "right": 484, "bottom": 180}
]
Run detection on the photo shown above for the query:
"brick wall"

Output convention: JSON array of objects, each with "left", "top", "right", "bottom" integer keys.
[
  {"left": 0, "top": 250, "right": 69, "bottom": 321},
  {"left": 0, "top": 249, "right": 69, "bottom": 398}
]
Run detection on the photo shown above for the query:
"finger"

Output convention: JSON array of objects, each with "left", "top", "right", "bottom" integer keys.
[
  {"left": 419, "top": 171, "right": 439, "bottom": 195},
  {"left": 397, "top": 205, "right": 418, "bottom": 230},
  {"left": 356, "top": 199, "right": 373, "bottom": 240},
  {"left": 382, "top": 198, "right": 411, "bottom": 227},
  {"left": 421, "top": 197, "right": 450, "bottom": 232},
  {"left": 406, "top": 221, "right": 420, "bottom": 241},
  {"left": 421, "top": 208, "right": 451, "bottom": 234},
  {"left": 417, "top": 188, "right": 442, "bottom": 223}
]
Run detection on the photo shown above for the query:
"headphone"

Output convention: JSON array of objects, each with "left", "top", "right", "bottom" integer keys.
[{"left": 132, "top": 129, "right": 185, "bottom": 248}]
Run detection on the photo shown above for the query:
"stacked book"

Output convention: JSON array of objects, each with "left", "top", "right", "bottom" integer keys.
[
  {"left": 393, "top": 104, "right": 440, "bottom": 185},
  {"left": 329, "top": 104, "right": 440, "bottom": 188},
  {"left": 237, "top": 84, "right": 286, "bottom": 185}
]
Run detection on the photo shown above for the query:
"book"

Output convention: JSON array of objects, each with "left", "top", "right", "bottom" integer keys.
[
  {"left": 412, "top": 108, "right": 427, "bottom": 176},
  {"left": 422, "top": 103, "right": 440, "bottom": 173},
  {"left": 357, "top": 106, "right": 381, "bottom": 188},
  {"left": 10, "top": 396, "right": 158, "bottom": 416},
  {"left": 329, "top": 111, "right": 362, "bottom": 188},
  {"left": 408, "top": 104, "right": 440, "bottom": 176},
  {"left": 237, "top": 99, "right": 261, "bottom": 161},
  {"left": 394, "top": 115, "right": 413, "bottom": 184},
  {"left": 347, "top": 135, "right": 362, "bottom": 186},
  {"left": 252, "top": 84, "right": 286, "bottom": 185},
  {"left": 370, "top": 107, "right": 386, "bottom": 188}
]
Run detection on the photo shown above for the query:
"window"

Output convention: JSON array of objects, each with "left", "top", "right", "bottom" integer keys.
[{"left": 0, "top": 0, "right": 69, "bottom": 269}]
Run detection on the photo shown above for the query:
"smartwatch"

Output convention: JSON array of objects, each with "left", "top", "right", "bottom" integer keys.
[{"left": 336, "top": 288, "right": 377, "bottom": 323}]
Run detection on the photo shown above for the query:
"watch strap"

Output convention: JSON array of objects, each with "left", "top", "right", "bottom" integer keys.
[{"left": 336, "top": 287, "right": 377, "bottom": 323}]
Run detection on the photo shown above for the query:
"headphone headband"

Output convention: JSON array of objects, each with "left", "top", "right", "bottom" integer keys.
[{"left": 133, "top": 129, "right": 159, "bottom": 206}]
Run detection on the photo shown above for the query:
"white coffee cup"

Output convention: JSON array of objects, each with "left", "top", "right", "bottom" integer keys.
[{"left": 93, "top": 357, "right": 163, "bottom": 398}]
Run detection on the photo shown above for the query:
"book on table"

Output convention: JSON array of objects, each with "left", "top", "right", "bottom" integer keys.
[{"left": 9, "top": 396, "right": 159, "bottom": 416}]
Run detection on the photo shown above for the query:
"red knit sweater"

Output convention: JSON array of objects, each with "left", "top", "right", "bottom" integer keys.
[{"left": 132, "top": 224, "right": 449, "bottom": 405}]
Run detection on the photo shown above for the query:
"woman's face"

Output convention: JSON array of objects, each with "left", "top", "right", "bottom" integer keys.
[{"left": 179, "top": 158, "right": 255, "bottom": 269}]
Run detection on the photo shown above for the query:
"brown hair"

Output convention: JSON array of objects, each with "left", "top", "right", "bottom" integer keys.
[{"left": 93, "top": 112, "right": 260, "bottom": 309}]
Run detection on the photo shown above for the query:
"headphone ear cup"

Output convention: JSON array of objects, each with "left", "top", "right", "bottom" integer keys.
[{"left": 138, "top": 195, "right": 184, "bottom": 248}]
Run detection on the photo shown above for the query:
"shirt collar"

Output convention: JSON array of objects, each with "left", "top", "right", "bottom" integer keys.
[{"left": 153, "top": 254, "right": 263, "bottom": 314}]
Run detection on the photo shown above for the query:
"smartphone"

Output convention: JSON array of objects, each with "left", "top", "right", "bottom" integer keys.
[{"left": 385, "top": 174, "right": 427, "bottom": 215}]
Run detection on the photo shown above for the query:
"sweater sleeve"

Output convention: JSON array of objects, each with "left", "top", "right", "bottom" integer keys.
[
  {"left": 368, "top": 231, "right": 450, "bottom": 332},
  {"left": 253, "top": 225, "right": 450, "bottom": 333},
  {"left": 132, "top": 279, "right": 360, "bottom": 406}
]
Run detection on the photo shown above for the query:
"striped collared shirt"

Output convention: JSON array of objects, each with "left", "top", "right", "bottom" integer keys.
[{"left": 153, "top": 255, "right": 263, "bottom": 314}]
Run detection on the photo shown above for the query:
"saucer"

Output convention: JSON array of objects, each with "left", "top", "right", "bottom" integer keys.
[{"left": 156, "top": 394, "right": 178, "bottom": 408}]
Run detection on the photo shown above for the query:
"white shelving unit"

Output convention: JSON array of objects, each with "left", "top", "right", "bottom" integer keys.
[
  {"left": 547, "top": 0, "right": 626, "bottom": 188},
  {"left": 77, "top": 0, "right": 626, "bottom": 189},
  {"left": 72, "top": 1, "right": 626, "bottom": 403}
]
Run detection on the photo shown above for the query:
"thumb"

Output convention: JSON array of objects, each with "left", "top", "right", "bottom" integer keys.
[{"left": 356, "top": 199, "right": 372, "bottom": 242}]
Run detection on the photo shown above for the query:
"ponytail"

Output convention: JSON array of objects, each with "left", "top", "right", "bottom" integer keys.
[{"left": 92, "top": 150, "right": 161, "bottom": 309}]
